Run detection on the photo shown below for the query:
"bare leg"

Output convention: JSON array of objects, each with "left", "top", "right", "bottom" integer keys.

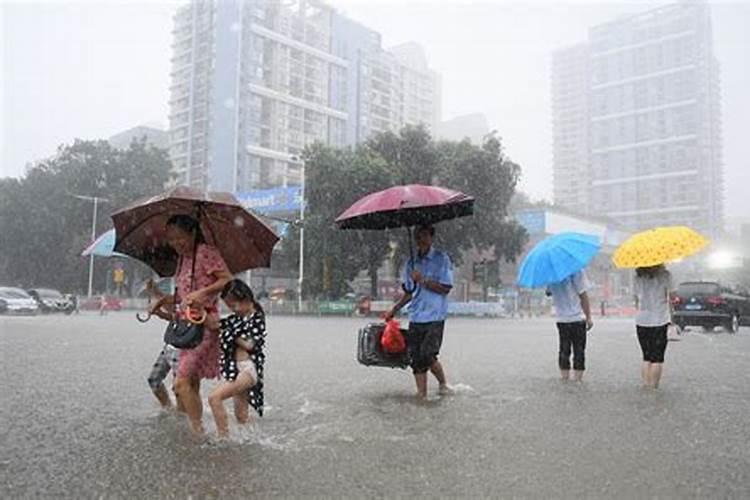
[
  {"left": 175, "top": 376, "right": 204, "bottom": 435},
  {"left": 208, "top": 373, "right": 254, "bottom": 437},
  {"left": 233, "top": 395, "right": 250, "bottom": 425},
  {"left": 189, "top": 377, "right": 202, "bottom": 423},
  {"left": 414, "top": 373, "right": 428, "bottom": 399},
  {"left": 430, "top": 361, "right": 447, "bottom": 385},
  {"left": 573, "top": 370, "right": 584, "bottom": 382},
  {"left": 151, "top": 384, "right": 172, "bottom": 408},
  {"left": 641, "top": 361, "right": 651, "bottom": 387},
  {"left": 431, "top": 361, "right": 454, "bottom": 395},
  {"left": 560, "top": 369, "right": 570, "bottom": 381},
  {"left": 173, "top": 383, "right": 186, "bottom": 413},
  {"left": 650, "top": 363, "right": 663, "bottom": 389}
]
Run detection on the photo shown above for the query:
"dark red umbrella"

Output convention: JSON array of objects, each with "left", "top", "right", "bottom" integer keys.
[
  {"left": 335, "top": 184, "right": 474, "bottom": 230},
  {"left": 111, "top": 186, "right": 279, "bottom": 277}
]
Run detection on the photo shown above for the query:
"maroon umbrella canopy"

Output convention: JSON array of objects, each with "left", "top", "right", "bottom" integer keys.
[
  {"left": 335, "top": 184, "right": 474, "bottom": 230},
  {"left": 111, "top": 186, "right": 279, "bottom": 277}
]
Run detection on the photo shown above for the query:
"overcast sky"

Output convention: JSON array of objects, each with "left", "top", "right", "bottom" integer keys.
[{"left": 2, "top": 0, "right": 748, "bottom": 218}]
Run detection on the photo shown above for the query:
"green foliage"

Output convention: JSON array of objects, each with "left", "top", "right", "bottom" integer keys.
[
  {"left": 0, "top": 138, "right": 172, "bottom": 292},
  {"left": 276, "top": 125, "right": 528, "bottom": 299}
]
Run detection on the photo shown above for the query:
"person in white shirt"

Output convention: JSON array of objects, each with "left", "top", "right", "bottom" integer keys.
[
  {"left": 546, "top": 270, "right": 594, "bottom": 382},
  {"left": 633, "top": 265, "right": 673, "bottom": 389}
]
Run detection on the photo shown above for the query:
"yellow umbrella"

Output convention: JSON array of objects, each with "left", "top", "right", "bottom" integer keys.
[{"left": 612, "top": 226, "right": 709, "bottom": 268}]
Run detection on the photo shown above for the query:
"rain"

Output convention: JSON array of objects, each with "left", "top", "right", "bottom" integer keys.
[{"left": 1, "top": 0, "right": 750, "bottom": 498}]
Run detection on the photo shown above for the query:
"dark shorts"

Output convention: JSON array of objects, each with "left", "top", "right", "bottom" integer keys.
[
  {"left": 637, "top": 325, "right": 668, "bottom": 363},
  {"left": 407, "top": 321, "right": 445, "bottom": 374},
  {"left": 557, "top": 321, "right": 587, "bottom": 371}
]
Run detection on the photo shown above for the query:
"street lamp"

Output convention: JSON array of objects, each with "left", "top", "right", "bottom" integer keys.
[
  {"left": 73, "top": 194, "right": 109, "bottom": 298},
  {"left": 289, "top": 155, "right": 305, "bottom": 314}
]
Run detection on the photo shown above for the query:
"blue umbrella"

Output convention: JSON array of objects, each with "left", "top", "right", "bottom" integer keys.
[
  {"left": 517, "top": 232, "right": 601, "bottom": 288},
  {"left": 81, "top": 229, "right": 127, "bottom": 258}
]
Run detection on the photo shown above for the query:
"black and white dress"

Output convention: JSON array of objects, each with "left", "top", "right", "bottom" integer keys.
[{"left": 219, "top": 311, "right": 266, "bottom": 416}]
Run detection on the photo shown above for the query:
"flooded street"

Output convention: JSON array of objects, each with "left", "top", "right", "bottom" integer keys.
[{"left": 2, "top": 314, "right": 749, "bottom": 498}]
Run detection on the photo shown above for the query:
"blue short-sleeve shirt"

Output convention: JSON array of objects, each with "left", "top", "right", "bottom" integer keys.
[{"left": 402, "top": 247, "right": 454, "bottom": 323}]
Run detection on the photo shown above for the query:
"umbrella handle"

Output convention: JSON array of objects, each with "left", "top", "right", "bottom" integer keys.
[
  {"left": 404, "top": 226, "right": 418, "bottom": 294},
  {"left": 136, "top": 312, "right": 152, "bottom": 323},
  {"left": 185, "top": 306, "right": 207, "bottom": 325}
]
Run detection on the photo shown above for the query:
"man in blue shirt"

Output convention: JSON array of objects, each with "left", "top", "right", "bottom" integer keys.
[{"left": 385, "top": 225, "right": 454, "bottom": 399}]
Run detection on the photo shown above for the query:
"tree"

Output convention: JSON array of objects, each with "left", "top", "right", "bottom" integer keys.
[
  {"left": 275, "top": 144, "right": 395, "bottom": 299},
  {"left": 432, "top": 132, "right": 528, "bottom": 265},
  {"left": 275, "top": 125, "right": 528, "bottom": 299},
  {"left": 367, "top": 126, "right": 528, "bottom": 267},
  {"left": 0, "top": 138, "right": 172, "bottom": 293}
]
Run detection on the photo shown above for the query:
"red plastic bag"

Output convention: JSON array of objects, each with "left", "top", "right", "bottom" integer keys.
[{"left": 381, "top": 319, "right": 406, "bottom": 353}]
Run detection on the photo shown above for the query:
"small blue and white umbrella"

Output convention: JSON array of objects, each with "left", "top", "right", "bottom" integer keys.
[
  {"left": 516, "top": 232, "right": 601, "bottom": 288},
  {"left": 81, "top": 229, "right": 127, "bottom": 258}
]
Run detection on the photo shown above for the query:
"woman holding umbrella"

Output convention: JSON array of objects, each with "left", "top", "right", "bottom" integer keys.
[
  {"left": 632, "top": 264, "right": 673, "bottom": 389},
  {"left": 113, "top": 186, "right": 279, "bottom": 434},
  {"left": 613, "top": 226, "right": 709, "bottom": 389},
  {"left": 151, "top": 215, "right": 232, "bottom": 434}
]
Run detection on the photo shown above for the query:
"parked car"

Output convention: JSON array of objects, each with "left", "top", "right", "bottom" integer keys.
[
  {"left": 26, "top": 288, "right": 75, "bottom": 314},
  {"left": 0, "top": 287, "right": 39, "bottom": 315},
  {"left": 672, "top": 281, "right": 750, "bottom": 333}
]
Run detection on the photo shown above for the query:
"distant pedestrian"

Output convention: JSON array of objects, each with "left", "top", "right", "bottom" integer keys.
[{"left": 99, "top": 295, "right": 108, "bottom": 316}]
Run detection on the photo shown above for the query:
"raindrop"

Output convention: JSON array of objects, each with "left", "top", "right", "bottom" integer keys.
[
  {"left": 223, "top": 98, "right": 235, "bottom": 109},
  {"left": 234, "top": 216, "right": 245, "bottom": 228},
  {"left": 230, "top": 22, "right": 241, "bottom": 33}
]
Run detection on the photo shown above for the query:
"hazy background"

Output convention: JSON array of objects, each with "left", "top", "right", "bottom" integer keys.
[{"left": 2, "top": 0, "right": 748, "bottom": 216}]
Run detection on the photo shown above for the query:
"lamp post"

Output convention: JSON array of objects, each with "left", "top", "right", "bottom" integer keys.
[
  {"left": 291, "top": 155, "right": 306, "bottom": 314},
  {"left": 74, "top": 194, "right": 109, "bottom": 298}
]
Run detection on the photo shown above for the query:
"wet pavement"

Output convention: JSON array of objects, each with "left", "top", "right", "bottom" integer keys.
[{"left": 1, "top": 313, "right": 749, "bottom": 498}]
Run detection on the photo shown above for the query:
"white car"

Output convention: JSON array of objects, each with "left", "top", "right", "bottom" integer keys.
[{"left": 0, "top": 287, "right": 40, "bottom": 316}]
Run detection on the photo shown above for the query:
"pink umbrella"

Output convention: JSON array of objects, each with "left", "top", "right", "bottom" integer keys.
[
  {"left": 336, "top": 184, "right": 474, "bottom": 292},
  {"left": 335, "top": 184, "right": 474, "bottom": 230}
]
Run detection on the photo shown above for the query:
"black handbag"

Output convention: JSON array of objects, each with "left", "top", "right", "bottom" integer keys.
[{"left": 163, "top": 244, "right": 204, "bottom": 349}]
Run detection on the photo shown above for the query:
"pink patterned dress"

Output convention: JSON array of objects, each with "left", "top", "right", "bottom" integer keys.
[{"left": 175, "top": 244, "right": 229, "bottom": 380}]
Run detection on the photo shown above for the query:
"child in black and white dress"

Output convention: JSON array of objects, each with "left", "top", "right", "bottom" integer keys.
[{"left": 207, "top": 279, "right": 266, "bottom": 437}]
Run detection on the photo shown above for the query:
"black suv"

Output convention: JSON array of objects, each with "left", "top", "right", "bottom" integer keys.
[{"left": 672, "top": 281, "right": 750, "bottom": 334}]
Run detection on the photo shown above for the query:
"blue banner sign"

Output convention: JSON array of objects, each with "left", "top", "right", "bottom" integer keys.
[
  {"left": 236, "top": 186, "right": 302, "bottom": 214},
  {"left": 515, "top": 210, "right": 546, "bottom": 235}
]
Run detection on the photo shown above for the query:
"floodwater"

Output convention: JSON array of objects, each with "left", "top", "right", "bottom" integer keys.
[{"left": 1, "top": 314, "right": 749, "bottom": 498}]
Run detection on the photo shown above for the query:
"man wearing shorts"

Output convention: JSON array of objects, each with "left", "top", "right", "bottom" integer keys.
[{"left": 385, "top": 225, "right": 453, "bottom": 399}]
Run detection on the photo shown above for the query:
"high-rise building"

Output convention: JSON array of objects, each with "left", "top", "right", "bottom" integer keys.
[
  {"left": 168, "top": 0, "right": 441, "bottom": 194},
  {"left": 551, "top": 2, "right": 723, "bottom": 237},
  {"left": 551, "top": 44, "right": 590, "bottom": 215},
  {"left": 389, "top": 42, "right": 442, "bottom": 132}
]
